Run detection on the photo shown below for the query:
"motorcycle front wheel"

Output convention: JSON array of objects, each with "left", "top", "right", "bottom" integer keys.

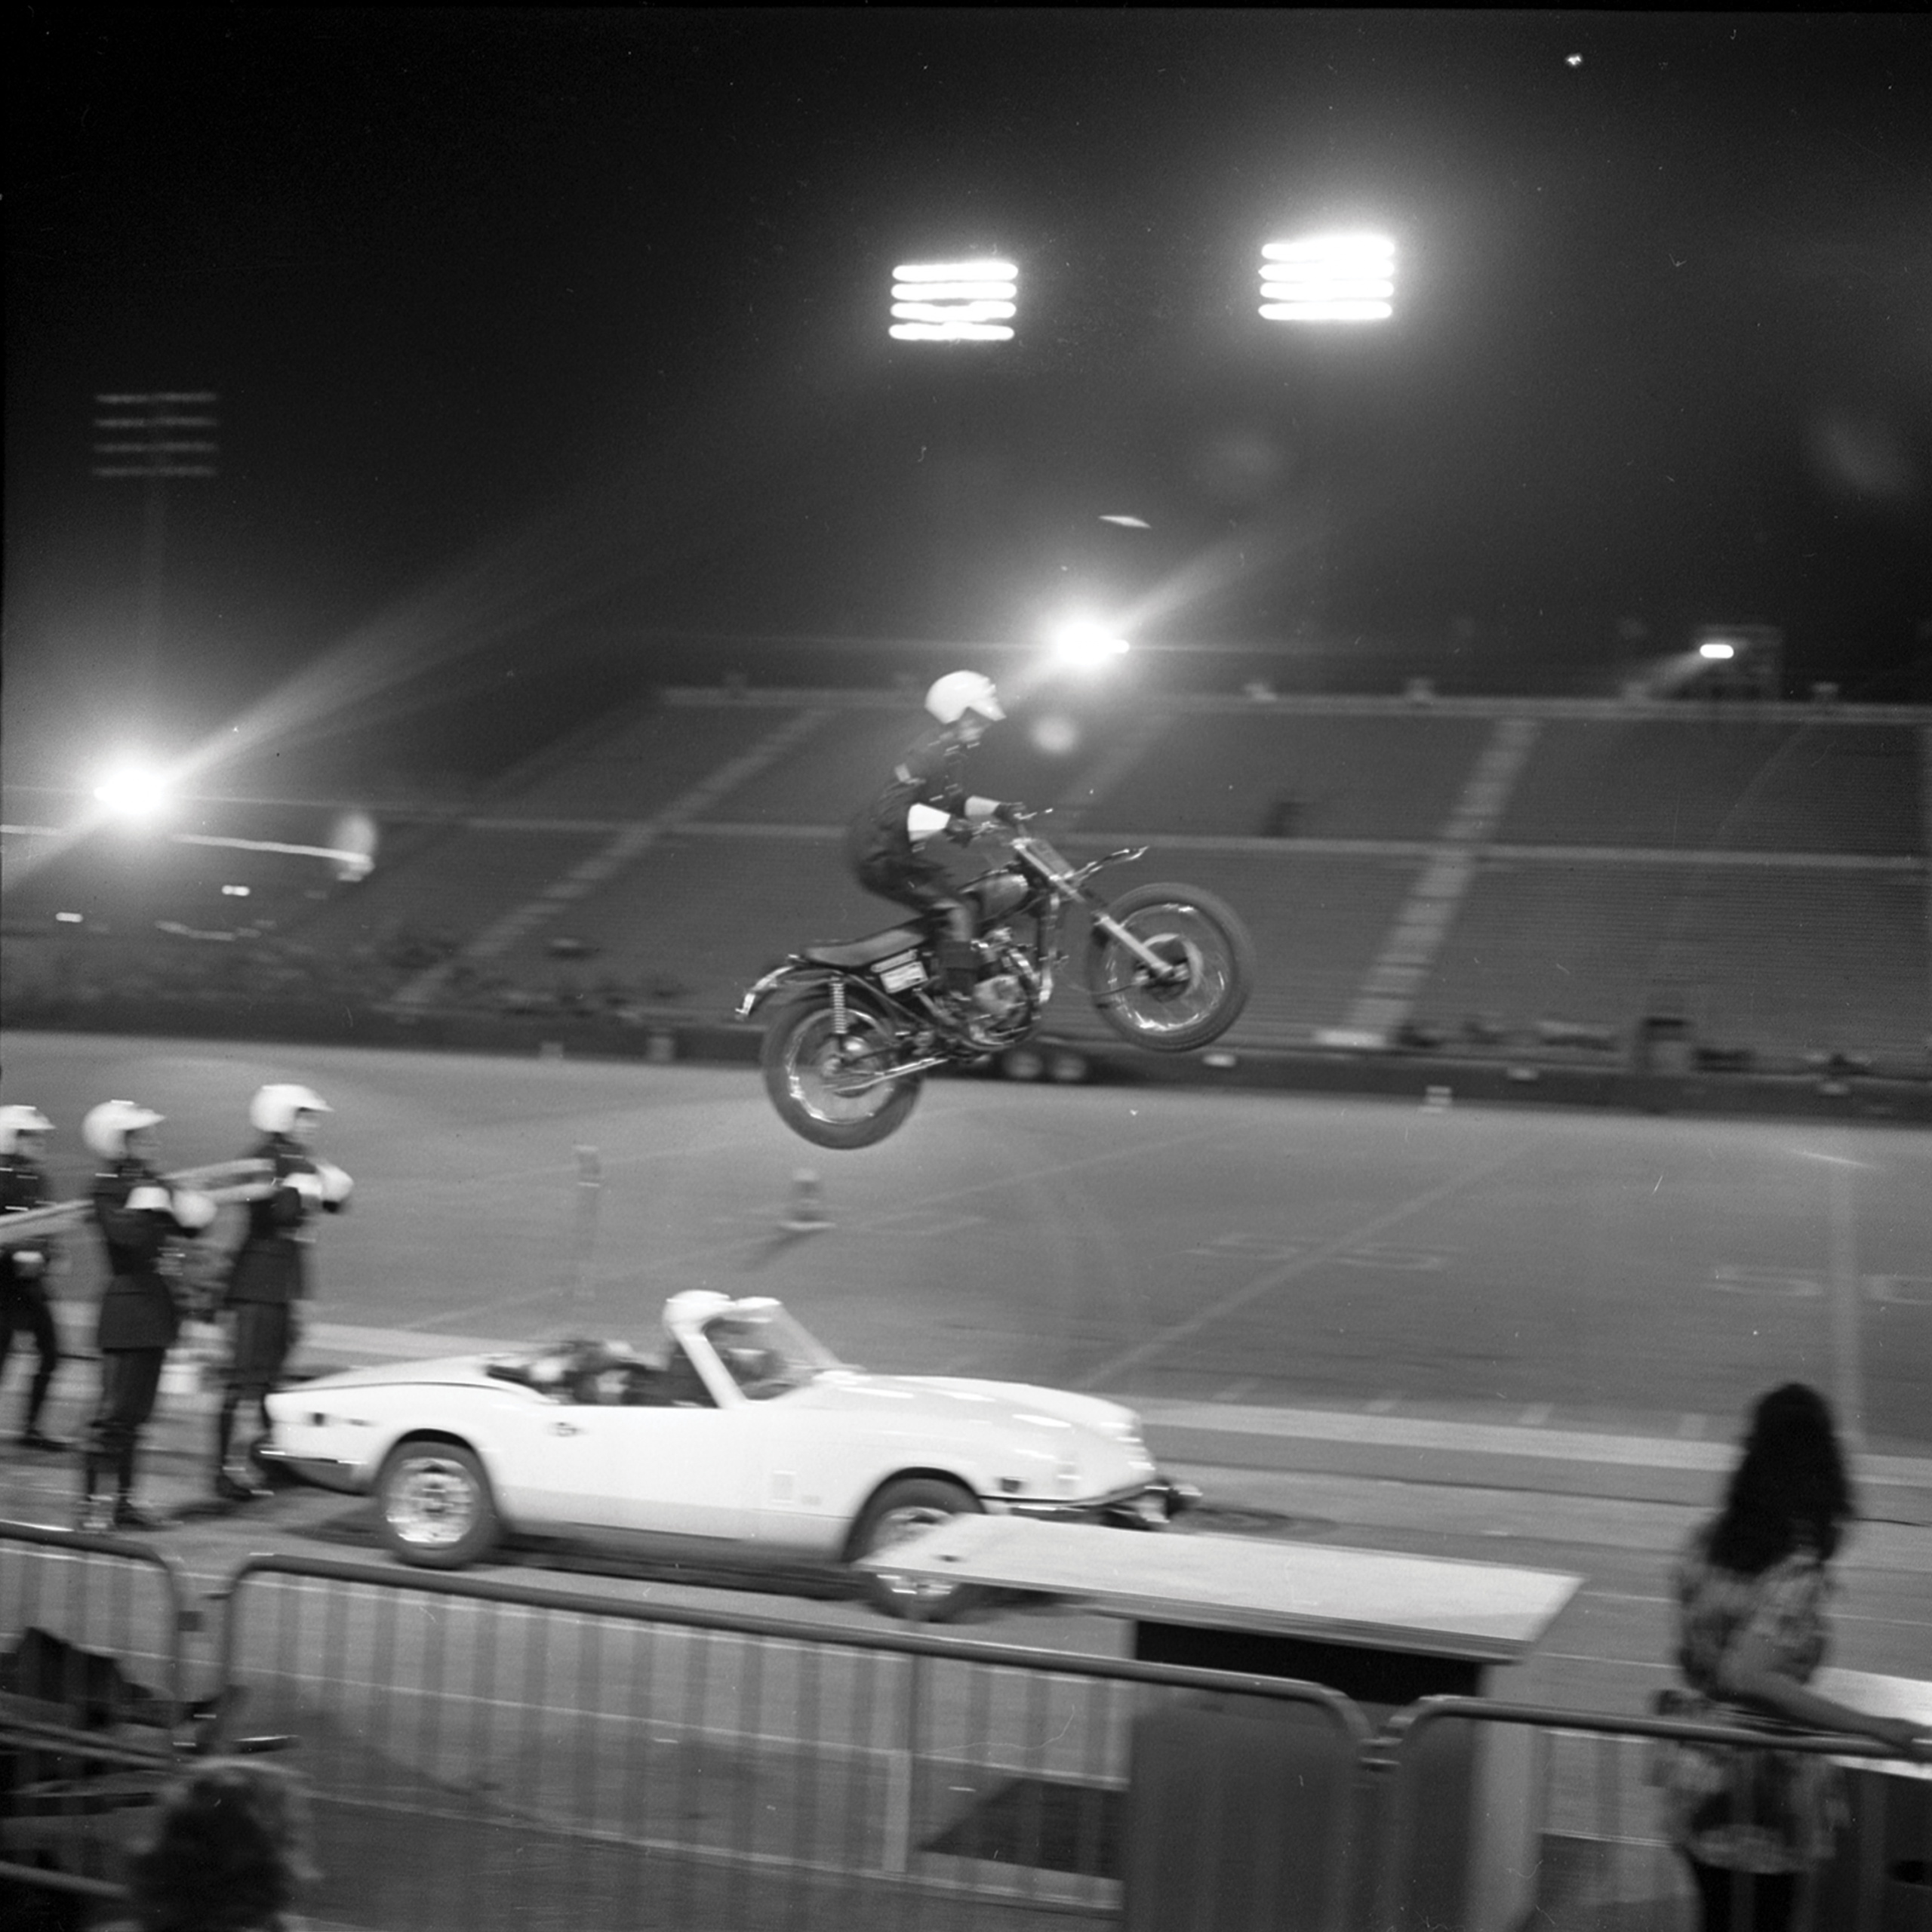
[
  {"left": 760, "top": 993, "right": 922, "bottom": 1149},
  {"left": 1085, "top": 881, "right": 1254, "bottom": 1052}
]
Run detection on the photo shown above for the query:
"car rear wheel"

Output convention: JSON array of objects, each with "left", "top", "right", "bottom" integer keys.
[
  {"left": 376, "top": 1440, "right": 500, "bottom": 1569},
  {"left": 850, "top": 1477, "right": 983, "bottom": 1620}
]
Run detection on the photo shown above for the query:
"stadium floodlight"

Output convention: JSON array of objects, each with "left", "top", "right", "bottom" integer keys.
[
  {"left": 91, "top": 392, "right": 220, "bottom": 479},
  {"left": 1259, "top": 233, "right": 1396, "bottom": 323},
  {"left": 92, "top": 756, "right": 174, "bottom": 822},
  {"left": 890, "top": 259, "right": 1017, "bottom": 341},
  {"left": 1046, "top": 617, "right": 1131, "bottom": 672}
]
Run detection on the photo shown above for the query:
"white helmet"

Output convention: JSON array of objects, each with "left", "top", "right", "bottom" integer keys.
[
  {"left": 925, "top": 671, "right": 1004, "bottom": 726},
  {"left": 250, "top": 1084, "right": 332, "bottom": 1136},
  {"left": 83, "top": 1100, "right": 164, "bottom": 1159},
  {"left": 0, "top": 1106, "right": 54, "bottom": 1155}
]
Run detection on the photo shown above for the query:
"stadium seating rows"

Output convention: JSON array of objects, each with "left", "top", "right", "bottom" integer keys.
[{"left": 5, "top": 691, "right": 1927, "bottom": 1074}]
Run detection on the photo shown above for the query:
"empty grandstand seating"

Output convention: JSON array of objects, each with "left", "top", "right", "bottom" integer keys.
[
  {"left": 506, "top": 700, "right": 787, "bottom": 820},
  {"left": 705, "top": 703, "right": 934, "bottom": 825},
  {"left": 1079, "top": 707, "right": 1491, "bottom": 839},
  {"left": 1424, "top": 857, "right": 1927, "bottom": 1064},
  {"left": 10, "top": 691, "right": 1927, "bottom": 1076},
  {"left": 296, "top": 825, "right": 613, "bottom": 958},
  {"left": 1498, "top": 717, "right": 1922, "bottom": 854},
  {"left": 475, "top": 828, "right": 894, "bottom": 1016}
]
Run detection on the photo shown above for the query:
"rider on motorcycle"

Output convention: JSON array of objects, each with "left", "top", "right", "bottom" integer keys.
[{"left": 844, "top": 671, "right": 1021, "bottom": 1014}]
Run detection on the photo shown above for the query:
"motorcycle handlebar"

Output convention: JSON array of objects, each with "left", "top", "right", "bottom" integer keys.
[{"left": 986, "top": 804, "right": 1041, "bottom": 832}]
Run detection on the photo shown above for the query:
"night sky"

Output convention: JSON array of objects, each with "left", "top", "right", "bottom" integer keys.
[{"left": 7, "top": 9, "right": 1930, "bottom": 795}]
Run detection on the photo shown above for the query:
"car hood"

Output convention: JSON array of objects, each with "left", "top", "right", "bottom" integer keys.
[{"left": 800, "top": 1370, "right": 1141, "bottom": 1441}]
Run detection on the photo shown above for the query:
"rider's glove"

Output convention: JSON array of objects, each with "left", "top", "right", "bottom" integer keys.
[
  {"left": 171, "top": 1189, "right": 219, "bottom": 1232},
  {"left": 314, "top": 1161, "right": 354, "bottom": 1208},
  {"left": 945, "top": 816, "right": 977, "bottom": 846},
  {"left": 992, "top": 800, "right": 1024, "bottom": 826}
]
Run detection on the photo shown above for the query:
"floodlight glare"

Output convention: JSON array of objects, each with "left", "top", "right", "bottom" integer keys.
[
  {"left": 92, "top": 758, "right": 173, "bottom": 822},
  {"left": 1699, "top": 641, "right": 1737, "bottom": 661},
  {"left": 889, "top": 259, "right": 1018, "bottom": 342},
  {"left": 1259, "top": 233, "right": 1396, "bottom": 323},
  {"left": 1046, "top": 618, "right": 1131, "bottom": 672}
]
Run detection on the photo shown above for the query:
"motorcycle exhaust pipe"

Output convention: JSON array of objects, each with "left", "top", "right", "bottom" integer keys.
[{"left": 832, "top": 1051, "right": 952, "bottom": 1093}]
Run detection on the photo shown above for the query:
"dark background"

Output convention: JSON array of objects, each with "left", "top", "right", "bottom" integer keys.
[{"left": 8, "top": 9, "right": 1930, "bottom": 795}]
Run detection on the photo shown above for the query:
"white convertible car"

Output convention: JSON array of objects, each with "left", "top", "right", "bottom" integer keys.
[{"left": 263, "top": 1291, "right": 1194, "bottom": 1612}]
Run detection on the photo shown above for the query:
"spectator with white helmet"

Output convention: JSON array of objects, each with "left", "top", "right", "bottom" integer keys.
[
  {"left": 1, "top": 1105, "right": 68, "bottom": 1451},
  {"left": 213, "top": 1084, "right": 352, "bottom": 1503},
  {"left": 844, "top": 670, "right": 1022, "bottom": 1013},
  {"left": 82, "top": 1100, "right": 219, "bottom": 1532}
]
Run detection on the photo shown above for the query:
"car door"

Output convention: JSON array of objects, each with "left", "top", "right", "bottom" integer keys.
[
  {"left": 586, "top": 1341, "right": 761, "bottom": 1543},
  {"left": 494, "top": 1385, "right": 654, "bottom": 1534}
]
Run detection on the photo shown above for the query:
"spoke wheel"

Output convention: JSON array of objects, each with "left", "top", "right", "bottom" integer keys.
[
  {"left": 761, "top": 995, "right": 921, "bottom": 1149},
  {"left": 1086, "top": 881, "right": 1254, "bottom": 1051}
]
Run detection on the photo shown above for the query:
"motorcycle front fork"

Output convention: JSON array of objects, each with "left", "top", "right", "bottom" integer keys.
[{"left": 1085, "top": 907, "right": 1184, "bottom": 981}]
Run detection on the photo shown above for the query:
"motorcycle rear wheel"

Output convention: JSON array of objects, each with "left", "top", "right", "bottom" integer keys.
[
  {"left": 1085, "top": 881, "right": 1254, "bottom": 1052},
  {"left": 761, "top": 994, "right": 922, "bottom": 1149}
]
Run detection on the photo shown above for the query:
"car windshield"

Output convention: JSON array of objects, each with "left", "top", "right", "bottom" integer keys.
[{"left": 700, "top": 1306, "right": 838, "bottom": 1400}]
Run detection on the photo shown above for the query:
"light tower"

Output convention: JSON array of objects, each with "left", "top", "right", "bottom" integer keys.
[{"left": 91, "top": 390, "right": 220, "bottom": 699}]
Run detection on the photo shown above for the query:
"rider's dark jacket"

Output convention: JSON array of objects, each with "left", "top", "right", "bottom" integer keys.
[
  {"left": 91, "top": 1161, "right": 195, "bottom": 1352},
  {"left": 1, "top": 1152, "right": 57, "bottom": 1284},
  {"left": 225, "top": 1134, "right": 346, "bottom": 1308},
  {"left": 844, "top": 722, "right": 976, "bottom": 887}
]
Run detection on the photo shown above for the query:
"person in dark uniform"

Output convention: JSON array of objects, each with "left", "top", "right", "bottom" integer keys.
[
  {"left": 214, "top": 1084, "right": 352, "bottom": 1503},
  {"left": 82, "top": 1101, "right": 218, "bottom": 1532},
  {"left": 1, "top": 1105, "right": 68, "bottom": 1451},
  {"left": 844, "top": 670, "right": 1020, "bottom": 1008}
]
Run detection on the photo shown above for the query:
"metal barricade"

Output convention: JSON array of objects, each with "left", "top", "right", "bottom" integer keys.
[
  {"left": 216, "top": 1552, "right": 1371, "bottom": 1932},
  {"left": 1, "top": 1519, "right": 198, "bottom": 1917},
  {"left": 1374, "top": 1695, "right": 1929, "bottom": 1932}
]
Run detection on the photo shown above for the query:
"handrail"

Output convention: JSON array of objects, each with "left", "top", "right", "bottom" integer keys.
[
  {"left": 1375, "top": 1690, "right": 1904, "bottom": 1761},
  {"left": 211, "top": 1546, "right": 1372, "bottom": 1729}
]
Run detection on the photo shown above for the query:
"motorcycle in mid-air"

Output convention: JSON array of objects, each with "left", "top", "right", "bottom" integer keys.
[{"left": 736, "top": 812, "right": 1255, "bottom": 1149}]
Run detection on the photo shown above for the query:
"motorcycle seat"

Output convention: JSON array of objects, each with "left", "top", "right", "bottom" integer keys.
[{"left": 800, "top": 926, "right": 926, "bottom": 969}]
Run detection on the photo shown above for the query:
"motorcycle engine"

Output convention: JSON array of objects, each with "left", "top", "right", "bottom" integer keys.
[{"left": 971, "top": 972, "right": 1029, "bottom": 1024}]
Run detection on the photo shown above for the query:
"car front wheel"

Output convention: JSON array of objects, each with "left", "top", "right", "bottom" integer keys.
[
  {"left": 376, "top": 1440, "right": 500, "bottom": 1569},
  {"left": 850, "top": 1477, "right": 983, "bottom": 1620}
]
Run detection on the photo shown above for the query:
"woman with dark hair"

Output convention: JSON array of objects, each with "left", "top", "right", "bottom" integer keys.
[
  {"left": 1660, "top": 1382, "right": 1928, "bottom": 1931},
  {"left": 107, "top": 1757, "right": 317, "bottom": 1932}
]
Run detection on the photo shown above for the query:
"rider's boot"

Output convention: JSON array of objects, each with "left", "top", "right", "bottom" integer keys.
[{"left": 934, "top": 935, "right": 980, "bottom": 1031}]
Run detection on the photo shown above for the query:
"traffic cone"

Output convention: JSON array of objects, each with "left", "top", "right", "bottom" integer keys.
[{"left": 782, "top": 1168, "right": 832, "bottom": 1234}]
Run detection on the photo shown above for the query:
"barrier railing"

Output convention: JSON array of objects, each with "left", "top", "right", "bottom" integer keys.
[
  {"left": 1374, "top": 1695, "right": 1929, "bottom": 1932},
  {"left": 1, "top": 1519, "right": 198, "bottom": 1910},
  {"left": 213, "top": 1552, "right": 1371, "bottom": 1932},
  {"left": 6, "top": 1527, "right": 1924, "bottom": 1931}
]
